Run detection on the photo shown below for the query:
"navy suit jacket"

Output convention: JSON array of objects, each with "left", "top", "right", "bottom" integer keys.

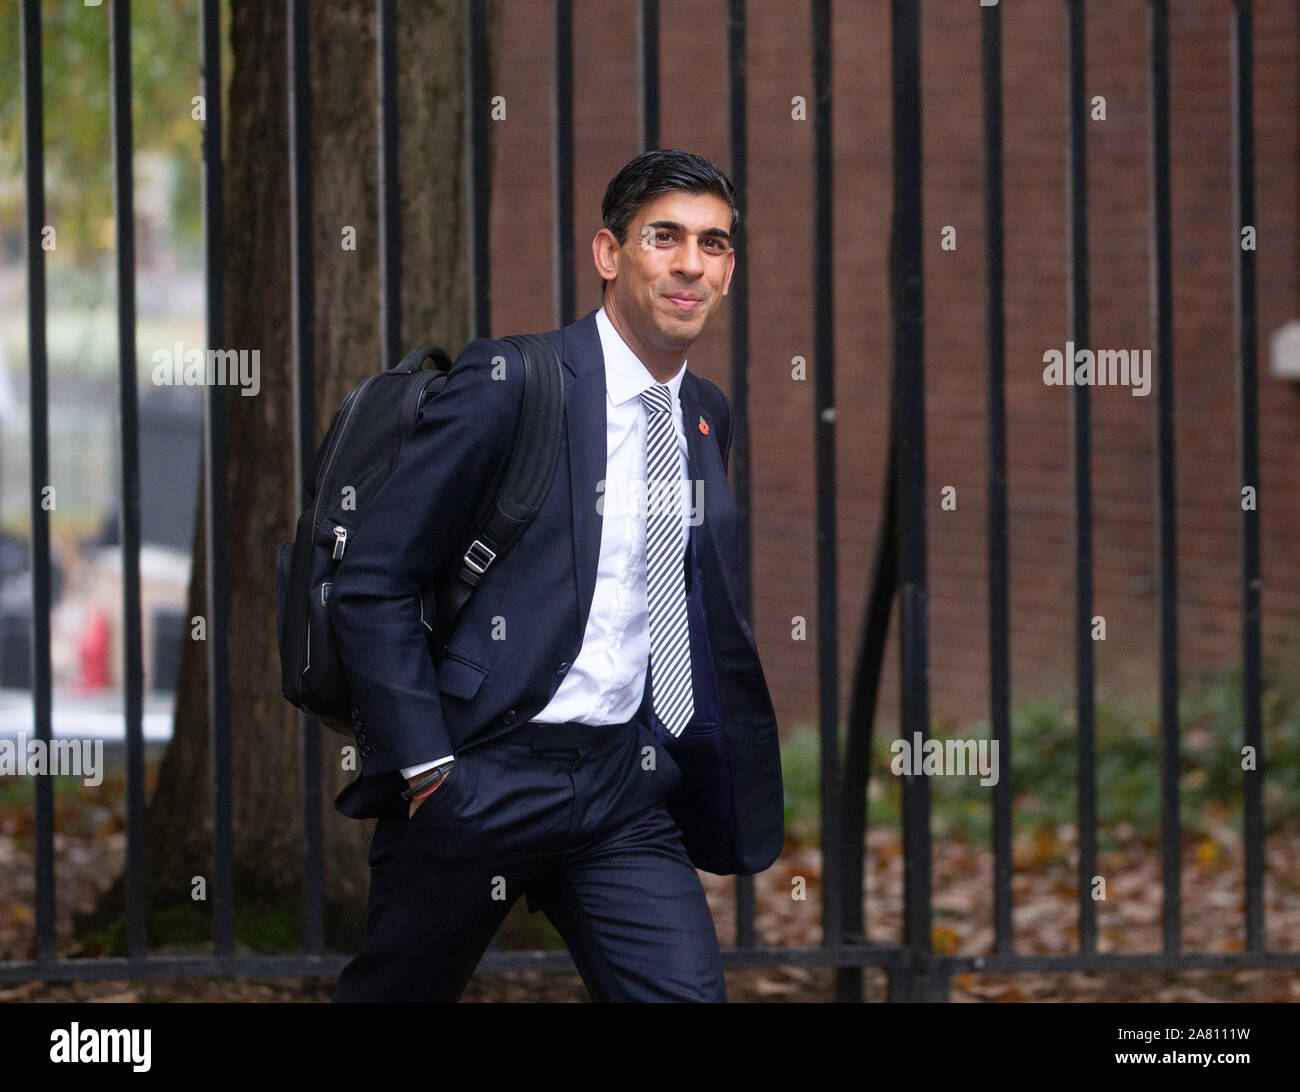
[{"left": 331, "top": 308, "right": 784, "bottom": 874}]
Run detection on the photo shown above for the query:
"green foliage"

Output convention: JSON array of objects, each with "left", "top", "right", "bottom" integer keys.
[
  {"left": 783, "top": 647, "right": 1300, "bottom": 850},
  {"left": 0, "top": 0, "right": 209, "bottom": 278},
  {"left": 0, "top": 767, "right": 93, "bottom": 810},
  {"left": 74, "top": 899, "right": 303, "bottom": 958},
  {"left": 69, "top": 890, "right": 567, "bottom": 959},
  {"left": 780, "top": 715, "right": 823, "bottom": 845},
  {"left": 496, "top": 898, "right": 567, "bottom": 951}
]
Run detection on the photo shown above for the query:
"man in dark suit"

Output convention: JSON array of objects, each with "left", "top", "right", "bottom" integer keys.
[{"left": 331, "top": 148, "right": 783, "bottom": 1002}]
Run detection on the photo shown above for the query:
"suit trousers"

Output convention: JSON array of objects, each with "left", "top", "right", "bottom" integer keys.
[{"left": 332, "top": 714, "right": 727, "bottom": 1002}]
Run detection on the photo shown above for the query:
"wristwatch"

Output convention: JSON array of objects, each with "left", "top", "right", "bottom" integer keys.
[{"left": 400, "top": 759, "right": 454, "bottom": 801}]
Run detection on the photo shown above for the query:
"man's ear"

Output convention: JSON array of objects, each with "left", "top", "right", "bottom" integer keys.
[
  {"left": 592, "top": 228, "right": 620, "bottom": 287},
  {"left": 722, "top": 247, "right": 736, "bottom": 296}
]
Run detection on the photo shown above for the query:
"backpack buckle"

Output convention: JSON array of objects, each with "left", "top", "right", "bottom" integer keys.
[{"left": 462, "top": 538, "right": 496, "bottom": 575}]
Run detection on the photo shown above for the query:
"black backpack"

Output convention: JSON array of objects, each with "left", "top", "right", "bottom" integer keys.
[{"left": 275, "top": 334, "right": 565, "bottom": 735}]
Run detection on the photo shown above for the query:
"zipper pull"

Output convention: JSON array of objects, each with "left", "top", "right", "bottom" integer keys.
[{"left": 332, "top": 526, "right": 348, "bottom": 560}]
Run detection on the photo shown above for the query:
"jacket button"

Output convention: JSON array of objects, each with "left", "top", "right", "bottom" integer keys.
[
  {"left": 556, "top": 661, "right": 569, "bottom": 675},
  {"left": 504, "top": 709, "right": 517, "bottom": 724}
]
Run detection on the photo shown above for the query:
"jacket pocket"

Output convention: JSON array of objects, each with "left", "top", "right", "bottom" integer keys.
[
  {"left": 437, "top": 652, "right": 487, "bottom": 700},
  {"left": 406, "top": 761, "right": 461, "bottom": 822}
]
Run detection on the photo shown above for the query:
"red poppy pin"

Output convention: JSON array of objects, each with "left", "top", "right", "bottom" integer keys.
[{"left": 698, "top": 415, "right": 709, "bottom": 436}]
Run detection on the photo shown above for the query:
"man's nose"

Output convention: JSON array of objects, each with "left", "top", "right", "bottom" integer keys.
[{"left": 674, "top": 238, "right": 705, "bottom": 277}]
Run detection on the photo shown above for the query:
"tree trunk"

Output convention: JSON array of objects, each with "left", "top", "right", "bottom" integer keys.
[{"left": 84, "top": 0, "right": 492, "bottom": 950}]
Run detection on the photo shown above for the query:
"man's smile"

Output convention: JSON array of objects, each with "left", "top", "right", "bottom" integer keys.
[{"left": 663, "top": 291, "right": 704, "bottom": 312}]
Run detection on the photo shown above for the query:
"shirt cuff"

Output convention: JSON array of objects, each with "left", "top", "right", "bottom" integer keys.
[{"left": 400, "top": 754, "right": 455, "bottom": 781}]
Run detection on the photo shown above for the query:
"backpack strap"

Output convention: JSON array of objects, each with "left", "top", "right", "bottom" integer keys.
[
  {"left": 392, "top": 344, "right": 453, "bottom": 374},
  {"left": 431, "top": 333, "right": 565, "bottom": 657}
]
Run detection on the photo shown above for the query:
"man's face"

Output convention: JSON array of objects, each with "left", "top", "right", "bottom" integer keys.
[{"left": 598, "top": 190, "right": 736, "bottom": 354}]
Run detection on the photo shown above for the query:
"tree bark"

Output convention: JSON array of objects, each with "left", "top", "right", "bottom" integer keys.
[{"left": 84, "top": 0, "right": 490, "bottom": 949}]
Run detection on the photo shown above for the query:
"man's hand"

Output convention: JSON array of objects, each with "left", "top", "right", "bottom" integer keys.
[{"left": 407, "top": 763, "right": 452, "bottom": 819}]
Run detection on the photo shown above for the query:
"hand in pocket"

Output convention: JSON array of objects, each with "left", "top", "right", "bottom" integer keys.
[{"left": 407, "top": 763, "right": 453, "bottom": 819}]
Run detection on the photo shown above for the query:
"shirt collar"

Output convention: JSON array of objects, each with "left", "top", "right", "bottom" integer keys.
[{"left": 596, "top": 305, "right": 688, "bottom": 408}]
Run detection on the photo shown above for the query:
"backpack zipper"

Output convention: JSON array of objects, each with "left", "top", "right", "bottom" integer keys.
[
  {"left": 311, "top": 375, "right": 375, "bottom": 544},
  {"left": 303, "top": 377, "right": 373, "bottom": 686}
]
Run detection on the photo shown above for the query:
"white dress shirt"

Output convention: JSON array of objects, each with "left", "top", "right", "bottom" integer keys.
[{"left": 401, "top": 306, "right": 689, "bottom": 780}]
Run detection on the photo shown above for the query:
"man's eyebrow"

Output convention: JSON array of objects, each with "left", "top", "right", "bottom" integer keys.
[{"left": 645, "top": 220, "right": 731, "bottom": 243}]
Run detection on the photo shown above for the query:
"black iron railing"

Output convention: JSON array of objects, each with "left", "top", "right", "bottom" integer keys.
[{"left": 4, "top": 0, "right": 1293, "bottom": 1002}]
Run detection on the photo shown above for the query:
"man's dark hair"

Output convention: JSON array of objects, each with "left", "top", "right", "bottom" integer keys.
[{"left": 599, "top": 148, "right": 740, "bottom": 297}]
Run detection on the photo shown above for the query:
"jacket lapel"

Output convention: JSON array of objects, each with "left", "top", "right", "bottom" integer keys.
[
  {"left": 561, "top": 311, "right": 607, "bottom": 634},
  {"left": 680, "top": 371, "right": 749, "bottom": 636},
  {"left": 679, "top": 372, "right": 715, "bottom": 561}
]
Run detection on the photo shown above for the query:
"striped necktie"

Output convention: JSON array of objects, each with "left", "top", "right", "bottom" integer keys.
[{"left": 638, "top": 383, "right": 694, "bottom": 737}]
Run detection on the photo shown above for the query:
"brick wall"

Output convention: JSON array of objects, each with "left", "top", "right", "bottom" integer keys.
[{"left": 484, "top": 0, "right": 1300, "bottom": 736}]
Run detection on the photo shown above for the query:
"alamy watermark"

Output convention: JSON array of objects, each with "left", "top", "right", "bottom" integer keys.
[
  {"left": 890, "top": 731, "right": 999, "bottom": 787},
  {"left": 50, "top": 1023, "right": 151, "bottom": 1072},
  {"left": 0, "top": 731, "right": 103, "bottom": 787},
  {"left": 1042, "top": 341, "right": 1151, "bottom": 396},
  {"left": 597, "top": 476, "right": 705, "bottom": 525},
  {"left": 151, "top": 341, "right": 261, "bottom": 397}
]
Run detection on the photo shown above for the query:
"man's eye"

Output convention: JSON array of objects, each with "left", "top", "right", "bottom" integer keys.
[{"left": 657, "top": 232, "right": 674, "bottom": 243}]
